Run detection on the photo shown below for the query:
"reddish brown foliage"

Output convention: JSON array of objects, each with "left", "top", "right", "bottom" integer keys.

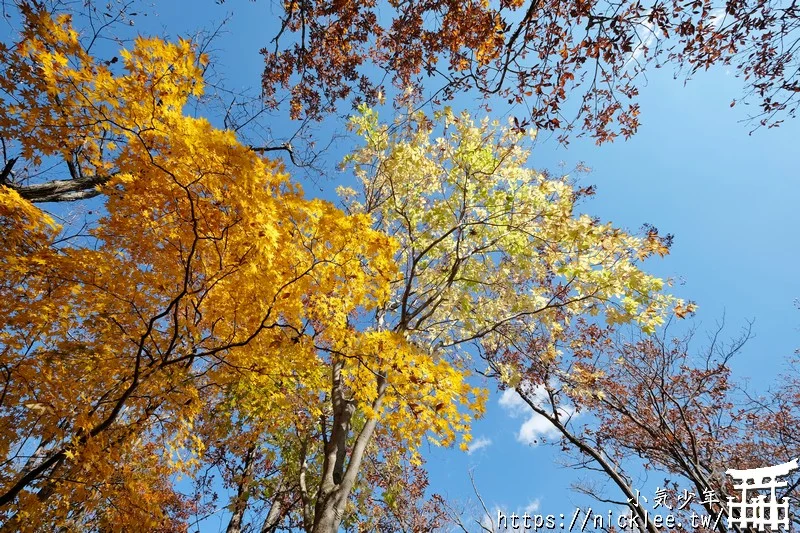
[
  {"left": 486, "top": 318, "right": 800, "bottom": 532},
  {"left": 256, "top": 0, "right": 800, "bottom": 142}
]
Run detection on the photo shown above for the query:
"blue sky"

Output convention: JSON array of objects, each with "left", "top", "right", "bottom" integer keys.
[{"left": 31, "top": 1, "right": 800, "bottom": 529}]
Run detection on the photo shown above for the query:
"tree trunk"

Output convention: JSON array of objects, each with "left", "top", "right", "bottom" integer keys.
[
  {"left": 226, "top": 445, "right": 258, "bottom": 533},
  {"left": 260, "top": 477, "right": 286, "bottom": 533},
  {"left": 311, "top": 367, "right": 387, "bottom": 533}
]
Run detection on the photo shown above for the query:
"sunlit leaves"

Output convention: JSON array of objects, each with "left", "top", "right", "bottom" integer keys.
[
  {"left": 0, "top": 7, "right": 396, "bottom": 529},
  {"left": 344, "top": 105, "right": 679, "bottom": 357}
]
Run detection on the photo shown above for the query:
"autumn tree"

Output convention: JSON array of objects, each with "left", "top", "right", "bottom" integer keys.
[
  {"left": 0, "top": 4, "right": 407, "bottom": 529},
  {"left": 295, "top": 105, "right": 679, "bottom": 532},
  {"left": 486, "top": 316, "right": 800, "bottom": 533},
  {"left": 257, "top": 0, "right": 800, "bottom": 142},
  {"left": 179, "top": 104, "right": 685, "bottom": 532},
  {"left": 0, "top": 3, "right": 498, "bottom": 531}
]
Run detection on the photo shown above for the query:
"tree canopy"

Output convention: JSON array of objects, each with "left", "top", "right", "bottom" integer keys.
[
  {"left": 0, "top": 6, "right": 400, "bottom": 529},
  {"left": 259, "top": 0, "right": 800, "bottom": 142},
  {"left": 0, "top": 4, "right": 682, "bottom": 529},
  {"left": 1, "top": 1, "right": 797, "bottom": 532}
]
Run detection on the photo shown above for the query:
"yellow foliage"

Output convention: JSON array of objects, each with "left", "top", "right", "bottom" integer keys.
[{"left": 0, "top": 7, "right": 409, "bottom": 528}]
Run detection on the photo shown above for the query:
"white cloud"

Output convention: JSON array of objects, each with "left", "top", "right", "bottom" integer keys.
[
  {"left": 467, "top": 436, "right": 493, "bottom": 455},
  {"left": 499, "top": 387, "right": 575, "bottom": 446},
  {"left": 524, "top": 498, "right": 541, "bottom": 514},
  {"left": 624, "top": 8, "right": 725, "bottom": 71},
  {"left": 623, "top": 20, "right": 656, "bottom": 71},
  {"left": 476, "top": 499, "right": 544, "bottom": 531},
  {"left": 479, "top": 504, "right": 506, "bottom": 532},
  {"left": 498, "top": 388, "right": 529, "bottom": 415},
  {"left": 709, "top": 8, "right": 726, "bottom": 29},
  {"left": 518, "top": 413, "right": 563, "bottom": 444}
]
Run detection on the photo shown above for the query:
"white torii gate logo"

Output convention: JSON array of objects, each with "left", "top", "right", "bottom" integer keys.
[{"left": 726, "top": 459, "right": 799, "bottom": 531}]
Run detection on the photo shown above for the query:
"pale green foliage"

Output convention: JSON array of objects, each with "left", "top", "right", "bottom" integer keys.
[{"left": 343, "top": 106, "right": 678, "bottom": 376}]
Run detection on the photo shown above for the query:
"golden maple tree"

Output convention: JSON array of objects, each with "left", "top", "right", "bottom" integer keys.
[{"left": 0, "top": 5, "right": 460, "bottom": 530}]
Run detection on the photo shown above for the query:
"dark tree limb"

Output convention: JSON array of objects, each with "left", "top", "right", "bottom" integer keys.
[
  {"left": 5, "top": 174, "right": 111, "bottom": 203},
  {"left": 249, "top": 143, "right": 296, "bottom": 166},
  {"left": 1, "top": 142, "right": 297, "bottom": 203},
  {"left": 0, "top": 158, "right": 17, "bottom": 185}
]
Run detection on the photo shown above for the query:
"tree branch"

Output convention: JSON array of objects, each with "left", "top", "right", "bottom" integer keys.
[{"left": 5, "top": 174, "right": 111, "bottom": 203}]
